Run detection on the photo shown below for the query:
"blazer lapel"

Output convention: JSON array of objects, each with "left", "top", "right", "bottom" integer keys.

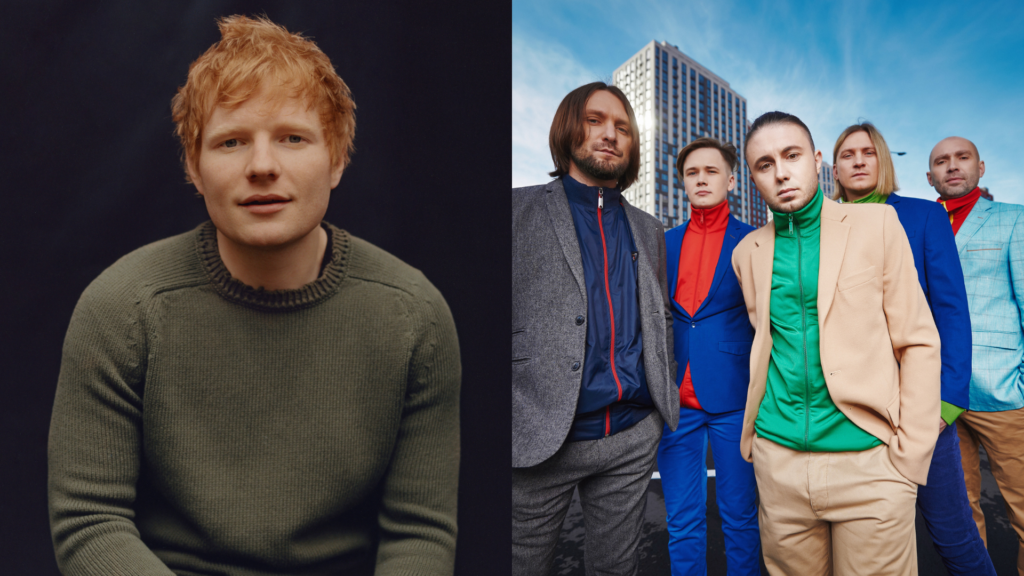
[
  {"left": 666, "top": 222, "right": 691, "bottom": 320},
  {"left": 955, "top": 197, "right": 993, "bottom": 254},
  {"left": 818, "top": 199, "right": 850, "bottom": 322},
  {"left": 695, "top": 216, "right": 740, "bottom": 318},
  {"left": 543, "top": 180, "right": 586, "bottom": 301},
  {"left": 751, "top": 227, "right": 775, "bottom": 333}
]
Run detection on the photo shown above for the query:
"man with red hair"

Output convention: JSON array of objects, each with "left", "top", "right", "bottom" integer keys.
[{"left": 48, "top": 15, "right": 460, "bottom": 575}]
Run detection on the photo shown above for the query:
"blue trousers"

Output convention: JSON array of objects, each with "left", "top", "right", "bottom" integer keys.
[
  {"left": 917, "top": 421, "right": 996, "bottom": 575},
  {"left": 657, "top": 407, "right": 760, "bottom": 575}
]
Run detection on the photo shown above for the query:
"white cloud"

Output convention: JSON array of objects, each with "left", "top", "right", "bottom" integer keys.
[{"left": 512, "top": 34, "right": 602, "bottom": 188}]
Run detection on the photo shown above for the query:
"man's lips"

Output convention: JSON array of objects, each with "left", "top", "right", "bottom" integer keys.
[
  {"left": 946, "top": 177, "right": 965, "bottom": 185},
  {"left": 240, "top": 194, "right": 290, "bottom": 214},
  {"left": 852, "top": 172, "right": 869, "bottom": 177},
  {"left": 596, "top": 149, "right": 621, "bottom": 157}
]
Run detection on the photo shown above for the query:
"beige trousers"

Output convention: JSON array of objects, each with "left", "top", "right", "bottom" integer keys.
[
  {"left": 752, "top": 436, "right": 919, "bottom": 576},
  {"left": 957, "top": 407, "right": 1024, "bottom": 575}
]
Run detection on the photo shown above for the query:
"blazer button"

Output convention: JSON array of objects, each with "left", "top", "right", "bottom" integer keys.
[
  {"left": 576, "top": 315, "right": 585, "bottom": 325},
  {"left": 571, "top": 361, "right": 581, "bottom": 371}
]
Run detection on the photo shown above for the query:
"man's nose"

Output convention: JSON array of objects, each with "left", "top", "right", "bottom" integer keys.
[
  {"left": 853, "top": 153, "right": 865, "bottom": 168},
  {"left": 775, "top": 160, "right": 791, "bottom": 182},
  {"left": 247, "top": 139, "right": 281, "bottom": 181},
  {"left": 599, "top": 121, "right": 617, "bottom": 141}
]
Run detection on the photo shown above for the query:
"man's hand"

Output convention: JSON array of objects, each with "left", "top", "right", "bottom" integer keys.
[{"left": 939, "top": 418, "right": 947, "bottom": 434}]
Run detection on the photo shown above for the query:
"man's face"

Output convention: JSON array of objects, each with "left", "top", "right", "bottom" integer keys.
[
  {"left": 927, "top": 137, "right": 985, "bottom": 199},
  {"left": 834, "top": 130, "right": 878, "bottom": 197},
  {"left": 681, "top": 147, "right": 735, "bottom": 209},
  {"left": 746, "top": 122, "right": 822, "bottom": 213},
  {"left": 569, "top": 90, "right": 633, "bottom": 187},
  {"left": 188, "top": 85, "right": 344, "bottom": 251}
]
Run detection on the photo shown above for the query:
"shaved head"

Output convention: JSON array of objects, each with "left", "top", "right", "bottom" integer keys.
[
  {"left": 927, "top": 136, "right": 985, "bottom": 199},
  {"left": 928, "top": 136, "right": 979, "bottom": 167}
]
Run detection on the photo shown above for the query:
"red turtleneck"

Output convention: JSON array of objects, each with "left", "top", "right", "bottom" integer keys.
[
  {"left": 938, "top": 187, "right": 982, "bottom": 235},
  {"left": 674, "top": 200, "right": 730, "bottom": 409}
]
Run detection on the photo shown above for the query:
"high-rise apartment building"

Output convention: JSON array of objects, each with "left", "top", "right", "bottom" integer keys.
[
  {"left": 819, "top": 160, "right": 835, "bottom": 200},
  {"left": 612, "top": 40, "right": 768, "bottom": 229}
]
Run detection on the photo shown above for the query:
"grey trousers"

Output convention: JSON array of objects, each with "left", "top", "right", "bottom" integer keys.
[{"left": 512, "top": 411, "right": 663, "bottom": 576}]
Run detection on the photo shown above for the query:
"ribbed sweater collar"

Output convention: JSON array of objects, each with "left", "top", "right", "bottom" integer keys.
[
  {"left": 773, "top": 187, "right": 823, "bottom": 237},
  {"left": 195, "top": 220, "right": 350, "bottom": 312},
  {"left": 688, "top": 200, "right": 730, "bottom": 234}
]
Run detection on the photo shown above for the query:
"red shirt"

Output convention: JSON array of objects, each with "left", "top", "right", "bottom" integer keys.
[
  {"left": 674, "top": 200, "right": 730, "bottom": 409},
  {"left": 938, "top": 187, "right": 982, "bottom": 235}
]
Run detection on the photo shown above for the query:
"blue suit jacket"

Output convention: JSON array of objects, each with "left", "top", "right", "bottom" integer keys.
[
  {"left": 665, "top": 214, "right": 755, "bottom": 414},
  {"left": 951, "top": 196, "right": 1024, "bottom": 411},
  {"left": 885, "top": 193, "right": 972, "bottom": 409}
]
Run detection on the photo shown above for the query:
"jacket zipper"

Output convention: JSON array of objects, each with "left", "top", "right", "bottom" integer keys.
[
  {"left": 793, "top": 214, "right": 811, "bottom": 451},
  {"left": 694, "top": 210, "right": 707, "bottom": 312},
  {"left": 598, "top": 188, "right": 624, "bottom": 436}
]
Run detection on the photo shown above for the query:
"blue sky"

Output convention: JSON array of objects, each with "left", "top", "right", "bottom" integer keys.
[{"left": 513, "top": 0, "right": 1024, "bottom": 203}]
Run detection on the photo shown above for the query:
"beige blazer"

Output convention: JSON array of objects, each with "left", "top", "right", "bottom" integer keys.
[{"left": 731, "top": 198, "right": 941, "bottom": 485}]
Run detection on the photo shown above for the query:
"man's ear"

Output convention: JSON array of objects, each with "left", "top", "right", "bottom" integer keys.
[
  {"left": 329, "top": 157, "right": 346, "bottom": 190},
  {"left": 978, "top": 160, "right": 986, "bottom": 180},
  {"left": 926, "top": 171, "right": 934, "bottom": 187},
  {"left": 187, "top": 156, "right": 205, "bottom": 196}
]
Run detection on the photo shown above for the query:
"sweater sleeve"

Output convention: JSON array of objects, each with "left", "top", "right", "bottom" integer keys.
[
  {"left": 48, "top": 280, "right": 175, "bottom": 574},
  {"left": 374, "top": 279, "right": 461, "bottom": 576}
]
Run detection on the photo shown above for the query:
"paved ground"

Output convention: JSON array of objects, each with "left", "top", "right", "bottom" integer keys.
[{"left": 552, "top": 445, "right": 1018, "bottom": 575}]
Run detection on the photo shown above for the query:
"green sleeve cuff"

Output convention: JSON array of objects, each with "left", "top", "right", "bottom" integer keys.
[{"left": 941, "top": 401, "right": 966, "bottom": 425}]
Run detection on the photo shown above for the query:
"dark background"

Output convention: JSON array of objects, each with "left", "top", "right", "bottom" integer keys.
[{"left": 0, "top": 1, "right": 510, "bottom": 573}]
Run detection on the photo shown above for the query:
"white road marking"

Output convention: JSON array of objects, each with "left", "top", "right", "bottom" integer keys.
[{"left": 651, "top": 470, "right": 715, "bottom": 480}]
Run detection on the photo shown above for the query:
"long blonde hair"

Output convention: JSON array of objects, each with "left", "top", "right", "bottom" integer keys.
[{"left": 832, "top": 122, "right": 899, "bottom": 201}]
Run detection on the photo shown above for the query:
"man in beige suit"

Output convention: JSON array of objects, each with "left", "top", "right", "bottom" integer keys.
[{"left": 732, "top": 111, "right": 942, "bottom": 575}]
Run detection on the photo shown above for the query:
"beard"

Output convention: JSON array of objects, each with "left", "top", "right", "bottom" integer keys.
[
  {"left": 933, "top": 176, "right": 978, "bottom": 199},
  {"left": 571, "top": 144, "right": 629, "bottom": 185}
]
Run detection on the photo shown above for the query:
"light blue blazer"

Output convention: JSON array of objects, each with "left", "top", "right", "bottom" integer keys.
[{"left": 957, "top": 197, "right": 1024, "bottom": 410}]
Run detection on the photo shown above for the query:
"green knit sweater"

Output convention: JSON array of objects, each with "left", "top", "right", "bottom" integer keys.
[{"left": 48, "top": 221, "right": 461, "bottom": 575}]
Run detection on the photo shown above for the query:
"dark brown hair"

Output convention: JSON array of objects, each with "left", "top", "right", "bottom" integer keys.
[
  {"left": 676, "top": 137, "right": 738, "bottom": 180},
  {"left": 548, "top": 82, "right": 640, "bottom": 190},
  {"left": 745, "top": 111, "right": 815, "bottom": 159}
]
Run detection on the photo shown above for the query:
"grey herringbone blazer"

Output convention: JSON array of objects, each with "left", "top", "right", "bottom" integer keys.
[{"left": 512, "top": 178, "right": 678, "bottom": 469}]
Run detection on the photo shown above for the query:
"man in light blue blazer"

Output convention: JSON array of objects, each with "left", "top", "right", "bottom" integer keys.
[{"left": 928, "top": 136, "right": 1024, "bottom": 575}]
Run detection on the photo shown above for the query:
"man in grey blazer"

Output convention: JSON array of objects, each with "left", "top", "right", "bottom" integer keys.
[{"left": 512, "top": 81, "right": 679, "bottom": 575}]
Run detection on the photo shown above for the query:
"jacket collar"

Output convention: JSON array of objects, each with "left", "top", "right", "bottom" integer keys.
[
  {"left": 955, "top": 196, "right": 993, "bottom": 254},
  {"left": 749, "top": 196, "right": 850, "bottom": 323}
]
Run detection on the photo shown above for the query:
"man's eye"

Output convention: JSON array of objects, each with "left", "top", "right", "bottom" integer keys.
[
  {"left": 288, "top": 135, "right": 303, "bottom": 144},
  {"left": 223, "top": 139, "right": 238, "bottom": 148}
]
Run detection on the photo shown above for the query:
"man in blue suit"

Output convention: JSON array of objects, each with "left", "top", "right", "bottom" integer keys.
[
  {"left": 659, "top": 137, "right": 760, "bottom": 575},
  {"left": 928, "top": 135, "right": 1024, "bottom": 575},
  {"left": 832, "top": 124, "right": 994, "bottom": 575}
]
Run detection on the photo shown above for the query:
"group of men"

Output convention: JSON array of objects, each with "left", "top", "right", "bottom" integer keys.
[{"left": 512, "top": 82, "right": 1024, "bottom": 576}]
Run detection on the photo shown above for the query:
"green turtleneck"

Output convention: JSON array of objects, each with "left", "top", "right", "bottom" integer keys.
[
  {"left": 755, "top": 188, "right": 882, "bottom": 452},
  {"left": 849, "top": 189, "right": 887, "bottom": 204}
]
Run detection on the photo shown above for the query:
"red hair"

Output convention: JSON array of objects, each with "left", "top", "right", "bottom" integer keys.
[{"left": 171, "top": 15, "right": 356, "bottom": 181}]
